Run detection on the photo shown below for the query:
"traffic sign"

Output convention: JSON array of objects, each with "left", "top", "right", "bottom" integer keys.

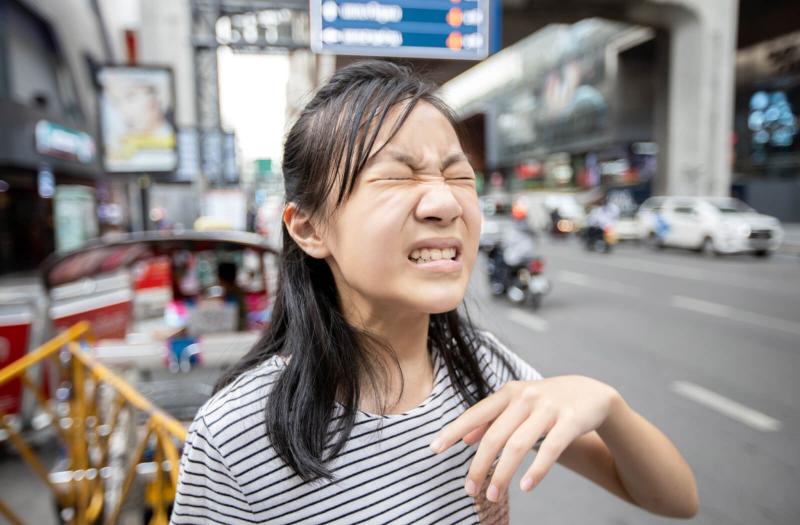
[{"left": 310, "top": 0, "right": 494, "bottom": 60}]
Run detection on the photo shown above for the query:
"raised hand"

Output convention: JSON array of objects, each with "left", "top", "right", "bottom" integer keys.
[{"left": 429, "top": 376, "right": 620, "bottom": 502}]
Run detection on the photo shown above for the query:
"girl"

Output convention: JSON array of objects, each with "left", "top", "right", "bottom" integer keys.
[{"left": 171, "top": 61, "right": 698, "bottom": 524}]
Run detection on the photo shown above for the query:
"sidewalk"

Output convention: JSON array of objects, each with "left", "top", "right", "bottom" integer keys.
[{"left": 781, "top": 223, "right": 800, "bottom": 256}]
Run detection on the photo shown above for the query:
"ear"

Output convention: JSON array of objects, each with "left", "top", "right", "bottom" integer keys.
[{"left": 283, "top": 203, "right": 331, "bottom": 259}]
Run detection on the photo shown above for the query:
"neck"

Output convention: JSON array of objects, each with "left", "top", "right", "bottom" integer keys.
[{"left": 338, "top": 291, "right": 434, "bottom": 414}]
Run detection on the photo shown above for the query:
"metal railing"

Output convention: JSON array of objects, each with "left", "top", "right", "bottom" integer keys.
[{"left": 0, "top": 321, "right": 187, "bottom": 525}]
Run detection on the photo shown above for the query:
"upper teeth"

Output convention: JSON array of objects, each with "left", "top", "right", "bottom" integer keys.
[{"left": 410, "top": 247, "right": 457, "bottom": 262}]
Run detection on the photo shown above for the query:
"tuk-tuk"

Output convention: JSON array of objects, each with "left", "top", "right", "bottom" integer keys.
[
  {"left": 38, "top": 230, "right": 279, "bottom": 420},
  {"left": 0, "top": 231, "right": 282, "bottom": 523},
  {"left": 0, "top": 280, "right": 49, "bottom": 438}
]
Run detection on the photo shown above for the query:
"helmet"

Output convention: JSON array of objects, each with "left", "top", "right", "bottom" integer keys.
[{"left": 511, "top": 203, "right": 528, "bottom": 221}]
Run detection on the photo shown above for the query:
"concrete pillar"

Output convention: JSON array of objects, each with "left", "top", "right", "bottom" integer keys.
[
  {"left": 285, "top": 51, "right": 337, "bottom": 131},
  {"left": 646, "top": 0, "right": 739, "bottom": 196},
  {"left": 285, "top": 50, "right": 317, "bottom": 127},
  {"left": 140, "top": 0, "right": 196, "bottom": 128},
  {"left": 652, "top": 30, "right": 671, "bottom": 196},
  {"left": 484, "top": 101, "right": 500, "bottom": 170}
]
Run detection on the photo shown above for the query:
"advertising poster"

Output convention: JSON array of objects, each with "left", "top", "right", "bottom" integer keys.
[{"left": 97, "top": 66, "right": 178, "bottom": 172}]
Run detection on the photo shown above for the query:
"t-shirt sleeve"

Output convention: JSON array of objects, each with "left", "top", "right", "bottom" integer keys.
[
  {"left": 170, "top": 413, "right": 255, "bottom": 525},
  {"left": 480, "top": 331, "right": 543, "bottom": 389}
]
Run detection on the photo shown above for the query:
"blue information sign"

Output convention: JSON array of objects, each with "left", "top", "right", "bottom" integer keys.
[{"left": 310, "top": 0, "right": 494, "bottom": 60}]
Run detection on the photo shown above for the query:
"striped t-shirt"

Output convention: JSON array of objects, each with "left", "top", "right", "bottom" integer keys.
[{"left": 171, "top": 333, "right": 542, "bottom": 525}]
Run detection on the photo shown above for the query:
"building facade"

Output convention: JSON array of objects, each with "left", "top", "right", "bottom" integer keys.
[{"left": 0, "top": 0, "right": 111, "bottom": 276}]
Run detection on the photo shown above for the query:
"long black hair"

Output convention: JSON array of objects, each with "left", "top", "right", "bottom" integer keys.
[{"left": 216, "top": 60, "right": 504, "bottom": 481}]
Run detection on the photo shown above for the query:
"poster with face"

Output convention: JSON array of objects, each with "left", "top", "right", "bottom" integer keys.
[{"left": 97, "top": 66, "right": 177, "bottom": 172}]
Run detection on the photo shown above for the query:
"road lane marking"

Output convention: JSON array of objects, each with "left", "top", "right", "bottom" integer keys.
[
  {"left": 671, "top": 295, "right": 800, "bottom": 337},
  {"left": 573, "top": 253, "right": 792, "bottom": 295},
  {"left": 506, "top": 309, "right": 549, "bottom": 332},
  {"left": 595, "top": 256, "right": 707, "bottom": 280},
  {"left": 556, "top": 270, "right": 641, "bottom": 297},
  {"left": 671, "top": 381, "right": 782, "bottom": 432}
]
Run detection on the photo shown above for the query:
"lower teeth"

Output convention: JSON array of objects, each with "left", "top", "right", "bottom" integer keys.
[{"left": 411, "top": 258, "right": 454, "bottom": 264}]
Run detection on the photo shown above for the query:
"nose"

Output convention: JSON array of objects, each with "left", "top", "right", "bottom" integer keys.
[{"left": 415, "top": 182, "right": 463, "bottom": 226}]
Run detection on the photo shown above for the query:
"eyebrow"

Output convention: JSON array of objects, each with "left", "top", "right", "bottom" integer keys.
[
  {"left": 440, "top": 151, "right": 470, "bottom": 171},
  {"left": 368, "top": 148, "right": 469, "bottom": 172}
]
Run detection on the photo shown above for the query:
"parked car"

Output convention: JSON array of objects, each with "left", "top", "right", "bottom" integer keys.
[{"left": 635, "top": 196, "right": 784, "bottom": 256}]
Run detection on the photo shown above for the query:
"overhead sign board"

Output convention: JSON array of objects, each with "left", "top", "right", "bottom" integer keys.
[
  {"left": 35, "top": 120, "right": 96, "bottom": 164},
  {"left": 310, "top": 0, "right": 493, "bottom": 60}
]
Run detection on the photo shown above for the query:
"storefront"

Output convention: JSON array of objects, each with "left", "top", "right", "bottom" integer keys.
[
  {"left": 0, "top": 0, "right": 113, "bottom": 276},
  {"left": 0, "top": 101, "right": 104, "bottom": 274}
]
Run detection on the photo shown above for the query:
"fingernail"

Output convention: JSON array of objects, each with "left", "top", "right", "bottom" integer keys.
[
  {"left": 486, "top": 484, "right": 499, "bottom": 502},
  {"left": 429, "top": 439, "right": 443, "bottom": 453},
  {"left": 464, "top": 479, "right": 478, "bottom": 496},
  {"left": 520, "top": 478, "right": 534, "bottom": 492}
]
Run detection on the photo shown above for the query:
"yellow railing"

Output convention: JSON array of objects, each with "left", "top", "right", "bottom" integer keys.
[{"left": 0, "top": 321, "right": 187, "bottom": 525}]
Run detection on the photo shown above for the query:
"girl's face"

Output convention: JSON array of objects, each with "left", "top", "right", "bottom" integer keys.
[{"left": 322, "top": 101, "right": 480, "bottom": 318}]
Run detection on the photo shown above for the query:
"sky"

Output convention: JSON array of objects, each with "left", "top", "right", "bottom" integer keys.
[{"left": 218, "top": 50, "right": 290, "bottom": 169}]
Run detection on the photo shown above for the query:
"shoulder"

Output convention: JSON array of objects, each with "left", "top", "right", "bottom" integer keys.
[
  {"left": 195, "top": 355, "right": 285, "bottom": 443},
  {"left": 474, "top": 331, "right": 543, "bottom": 390},
  {"left": 174, "top": 362, "right": 283, "bottom": 523}
]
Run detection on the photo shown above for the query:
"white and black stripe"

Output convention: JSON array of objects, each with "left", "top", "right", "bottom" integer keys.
[{"left": 171, "top": 332, "right": 541, "bottom": 524}]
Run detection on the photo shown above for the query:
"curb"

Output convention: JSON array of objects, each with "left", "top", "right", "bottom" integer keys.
[{"left": 779, "top": 242, "right": 800, "bottom": 257}]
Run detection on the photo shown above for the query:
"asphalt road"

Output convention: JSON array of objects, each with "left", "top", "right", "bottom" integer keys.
[{"left": 465, "top": 236, "right": 800, "bottom": 525}]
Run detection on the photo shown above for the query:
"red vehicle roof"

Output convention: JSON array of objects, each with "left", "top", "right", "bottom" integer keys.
[{"left": 41, "top": 231, "right": 278, "bottom": 289}]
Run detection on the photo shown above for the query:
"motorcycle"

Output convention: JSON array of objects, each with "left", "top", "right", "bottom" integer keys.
[
  {"left": 582, "top": 224, "right": 617, "bottom": 253},
  {"left": 486, "top": 225, "right": 552, "bottom": 309},
  {"left": 549, "top": 209, "right": 577, "bottom": 239}
]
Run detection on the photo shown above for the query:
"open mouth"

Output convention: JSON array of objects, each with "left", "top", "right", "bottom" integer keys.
[{"left": 408, "top": 247, "right": 459, "bottom": 264}]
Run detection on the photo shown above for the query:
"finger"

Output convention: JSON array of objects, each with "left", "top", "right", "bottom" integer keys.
[
  {"left": 431, "top": 390, "right": 510, "bottom": 453},
  {"left": 488, "top": 409, "right": 555, "bottom": 499},
  {"left": 464, "top": 402, "right": 529, "bottom": 498},
  {"left": 519, "top": 421, "right": 576, "bottom": 492},
  {"left": 463, "top": 423, "right": 490, "bottom": 446}
]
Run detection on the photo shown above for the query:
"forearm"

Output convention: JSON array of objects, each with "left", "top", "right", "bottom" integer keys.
[{"left": 597, "top": 394, "right": 699, "bottom": 518}]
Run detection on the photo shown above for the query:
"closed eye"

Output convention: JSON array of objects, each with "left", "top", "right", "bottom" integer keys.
[{"left": 446, "top": 173, "right": 476, "bottom": 182}]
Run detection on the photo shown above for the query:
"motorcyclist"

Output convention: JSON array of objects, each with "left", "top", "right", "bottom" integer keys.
[
  {"left": 584, "top": 200, "right": 620, "bottom": 250},
  {"left": 586, "top": 200, "right": 620, "bottom": 230},
  {"left": 488, "top": 203, "right": 538, "bottom": 294}
]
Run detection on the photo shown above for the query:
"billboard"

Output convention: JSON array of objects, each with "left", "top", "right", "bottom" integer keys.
[
  {"left": 97, "top": 66, "right": 177, "bottom": 173},
  {"left": 310, "top": 0, "right": 493, "bottom": 60}
]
